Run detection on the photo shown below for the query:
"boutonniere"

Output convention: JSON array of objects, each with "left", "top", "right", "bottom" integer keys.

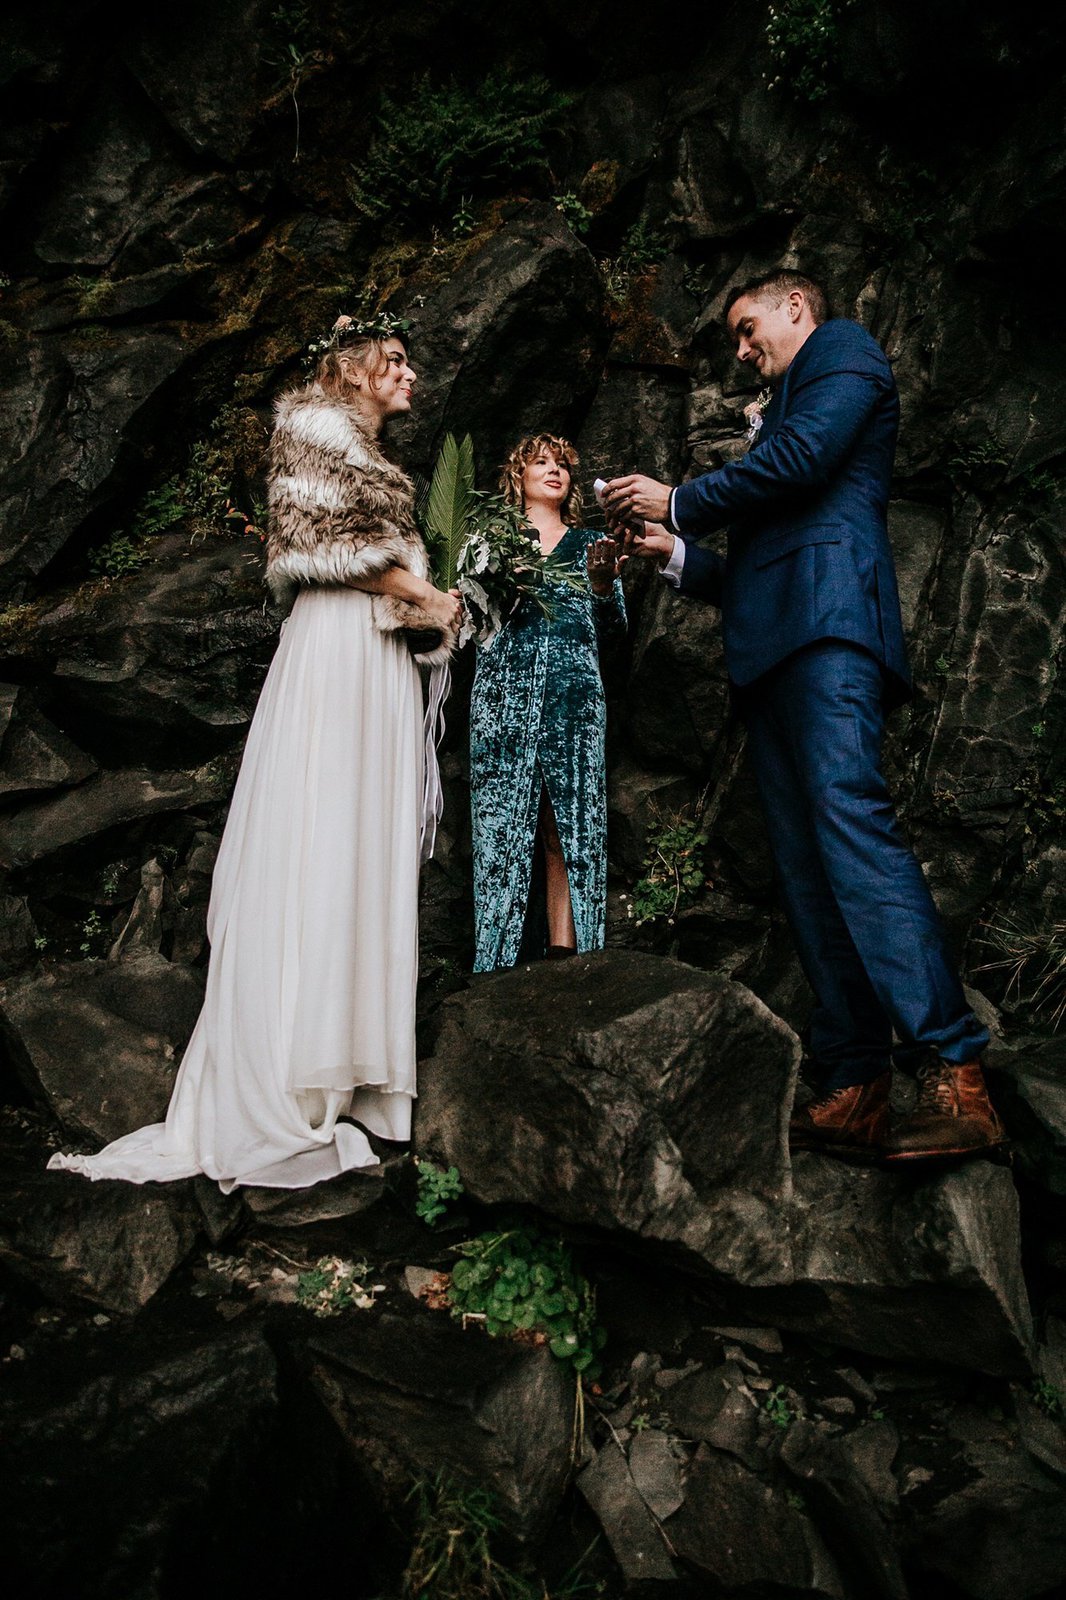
[{"left": 743, "top": 388, "right": 773, "bottom": 446}]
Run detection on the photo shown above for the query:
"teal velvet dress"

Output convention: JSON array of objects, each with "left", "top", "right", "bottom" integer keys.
[{"left": 469, "top": 526, "right": 626, "bottom": 972}]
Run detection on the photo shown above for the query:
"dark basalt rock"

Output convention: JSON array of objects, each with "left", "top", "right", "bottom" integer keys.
[
  {"left": 985, "top": 1039, "right": 1066, "bottom": 1198},
  {"left": 0, "top": 1123, "right": 204, "bottom": 1312},
  {"left": 0, "top": 683, "right": 96, "bottom": 798},
  {"left": 392, "top": 202, "right": 609, "bottom": 476},
  {"left": 0, "top": 755, "right": 238, "bottom": 868},
  {"left": 665, "top": 1444, "right": 846, "bottom": 1597},
  {"left": 1, "top": 1316, "right": 280, "bottom": 1599},
  {"left": 0, "top": 330, "right": 190, "bottom": 597},
  {"left": 0, "top": 951, "right": 204, "bottom": 1144},
  {"left": 299, "top": 1305, "right": 574, "bottom": 1545},
  {"left": 901, "top": 1388, "right": 1066, "bottom": 1600}
]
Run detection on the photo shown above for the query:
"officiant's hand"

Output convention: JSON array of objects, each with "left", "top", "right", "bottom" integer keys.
[
  {"left": 587, "top": 537, "right": 622, "bottom": 595},
  {"left": 601, "top": 473, "right": 673, "bottom": 525}
]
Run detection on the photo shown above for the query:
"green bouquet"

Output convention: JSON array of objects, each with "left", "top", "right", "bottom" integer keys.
[{"left": 420, "top": 433, "right": 585, "bottom": 647}]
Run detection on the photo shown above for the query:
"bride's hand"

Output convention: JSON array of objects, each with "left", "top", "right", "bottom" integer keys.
[{"left": 423, "top": 584, "right": 462, "bottom": 632}]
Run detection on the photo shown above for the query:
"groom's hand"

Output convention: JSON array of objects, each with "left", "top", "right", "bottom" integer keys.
[
  {"left": 624, "top": 522, "right": 676, "bottom": 567},
  {"left": 602, "top": 473, "right": 673, "bottom": 525}
]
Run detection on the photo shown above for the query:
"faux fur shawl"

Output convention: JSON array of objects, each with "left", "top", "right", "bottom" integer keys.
[{"left": 266, "top": 387, "right": 455, "bottom": 666}]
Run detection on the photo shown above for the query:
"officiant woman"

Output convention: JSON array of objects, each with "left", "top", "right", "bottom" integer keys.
[{"left": 469, "top": 434, "right": 625, "bottom": 971}]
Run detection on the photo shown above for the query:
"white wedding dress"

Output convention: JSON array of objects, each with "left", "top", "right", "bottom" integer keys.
[{"left": 48, "top": 586, "right": 424, "bottom": 1191}]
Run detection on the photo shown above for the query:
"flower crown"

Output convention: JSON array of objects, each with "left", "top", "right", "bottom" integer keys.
[{"left": 304, "top": 310, "right": 412, "bottom": 367}]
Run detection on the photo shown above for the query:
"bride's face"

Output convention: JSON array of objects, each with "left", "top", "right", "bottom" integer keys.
[
  {"left": 521, "top": 450, "right": 569, "bottom": 510},
  {"left": 347, "top": 338, "right": 416, "bottom": 422}
]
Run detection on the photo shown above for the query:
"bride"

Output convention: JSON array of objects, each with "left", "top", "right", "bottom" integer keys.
[{"left": 49, "top": 314, "right": 460, "bottom": 1191}]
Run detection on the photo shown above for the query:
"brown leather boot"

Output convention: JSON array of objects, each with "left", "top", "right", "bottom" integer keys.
[
  {"left": 789, "top": 1071, "right": 890, "bottom": 1160},
  {"left": 883, "top": 1059, "right": 1007, "bottom": 1163}
]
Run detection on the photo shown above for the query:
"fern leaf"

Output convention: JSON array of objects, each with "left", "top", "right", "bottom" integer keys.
[{"left": 424, "top": 432, "right": 475, "bottom": 589}]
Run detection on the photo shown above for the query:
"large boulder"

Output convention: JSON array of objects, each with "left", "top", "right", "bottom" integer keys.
[
  {"left": 392, "top": 201, "right": 609, "bottom": 476},
  {"left": 418, "top": 950, "right": 799, "bottom": 1288},
  {"left": 0, "top": 684, "right": 96, "bottom": 798},
  {"left": 0, "top": 754, "right": 238, "bottom": 868},
  {"left": 666, "top": 1445, "right": 846, "bottom": 1597},
  {"left": 985, "top": 1038, "right": 1066, "bottom": 1198},
  {"left": 299, "top": 1305, "right": 574, "bottom": 1545},
  {"left": 3, "top": 1316, "right": 282, "bottom": 1600},
  {"left": 0, "top": 1121, "right": 205, "bottom": 1313},
  {"left": 0, "top": 951, "right": 204, "bottom": 1144},
  {"left": 0, "top": 330, "right": 189, "bottom": 596},
  {"left": 417, "top": 952, "right": 1034, "bottom": 1375}
]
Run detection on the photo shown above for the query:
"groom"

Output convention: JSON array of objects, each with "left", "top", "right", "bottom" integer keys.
[{"left": 604, "top": 267, "right": 1004, "bottom": 1164}]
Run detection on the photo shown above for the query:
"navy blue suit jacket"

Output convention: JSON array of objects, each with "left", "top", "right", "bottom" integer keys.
[{"left": 672, "top": 319, "right": 910, "bottom": 702}]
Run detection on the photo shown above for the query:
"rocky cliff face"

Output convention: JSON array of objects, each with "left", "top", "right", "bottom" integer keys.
[{"left": 2, "top": 2, "right": 1066, "bottom": 1596}]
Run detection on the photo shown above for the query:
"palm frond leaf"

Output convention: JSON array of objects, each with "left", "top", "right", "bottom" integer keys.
[{"left": 423, "top": 432, "right": 475, "bottom": 589}]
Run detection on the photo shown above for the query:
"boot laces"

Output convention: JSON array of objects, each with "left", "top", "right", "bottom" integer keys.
[{"left": 915, "top": 1060, "right": 954, "bottom": 1113}]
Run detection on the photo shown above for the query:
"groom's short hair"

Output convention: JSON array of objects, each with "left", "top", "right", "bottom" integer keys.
[{"left": 725, "top": 269, "right": 830, "bottom": 325}]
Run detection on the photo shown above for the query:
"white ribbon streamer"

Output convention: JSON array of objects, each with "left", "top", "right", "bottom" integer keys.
[{"left": 420, "top": 660, "right": 451, "bottom": 862}]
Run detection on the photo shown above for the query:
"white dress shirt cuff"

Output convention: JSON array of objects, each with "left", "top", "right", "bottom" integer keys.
[{"left": 659, "top": 534, "right": 685, "bottom": 589}]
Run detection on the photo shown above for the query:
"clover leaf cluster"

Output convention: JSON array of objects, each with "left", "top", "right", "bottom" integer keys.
[{"left": 447, "top": 1223, "right": 606, "bottom": 1378}]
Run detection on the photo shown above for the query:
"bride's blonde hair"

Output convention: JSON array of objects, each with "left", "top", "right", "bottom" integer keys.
[
  {"left": 499, "top": 434, "right": 584, "bottom": 526},
  {"left": 314, "top": 336, "right": 396, "bottom": 400}
]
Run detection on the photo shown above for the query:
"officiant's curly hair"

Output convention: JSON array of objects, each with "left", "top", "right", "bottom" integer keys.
[
  {"left": 725, "top": 268, "right": 829, "bottom": 325},
  {"left": 500, "top": 434, "right": 584, "bottom": 526}
]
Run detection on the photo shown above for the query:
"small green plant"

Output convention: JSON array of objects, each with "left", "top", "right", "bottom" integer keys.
[
  {"left": 78, "top": 910, "right": 105, "bottom": 956},
  {"left": 1032, "top": 1379, "right": 1066, "bottom": 1421},
  {"left": 870, "top": 1407, "right": 886, "bottom": 1422},
  {"left": 89, "top": 535, "right": 149, "bottom": 579},
  {"left": 1022, "top": 465, "right": 1063, "bottom": 504},
  {"left": 295, "top": 1256, "right": 382, "bottom": 1317},
  {"left": 553, "top": 191, "right": 593, "bottom": 235},
  {"left": 0, "top": 271, "right": 11, "bottom": 292},
  {"left": 765, "top": 0, "right": 857, "bottom": 103},
  {"left": 1016, "top": 770, "right": 1066, "bottom": 839},
  {"left": 349, "top": 71, "right": 573, "bottom": 232},
  {"left": 33, "top": 935, "right": 48, "bottom": 952},
  {"left": 785, "top": 1488, "right": 805, "bottom": 1512},
  {"left": 265, "top": 3, "right": 323, "bottom": 162},
  {"left": 600, "top": 218, "right": 670, "bottom": 307},
  {"left": 934, "top": 654, "right": 951, "bottom": 675},
  {"left": 100, "top": 865, "right": 123, "bottom": 898},
  {"left": 628, "top": 798, "right": 710, "bottom": 926},
  {"left": 132, "top": 479, "right": 185, "bottom": 539},
  {"left": 415, "top": 1159, "right": 465, "bottom": 1225},
  {"left": 450, "top": 194, "right": 477, "bottom": 238},
  {"left": 403, "top": 1471, "right": 602, "bottom": 1599},
  {"left": 631, "top": 1412, "right": 652, "bottom": 1433},
  {"left": 447, "top": 1222, "right": 606, "bottom": 1377},
  {"left": 948, "top": 438, "right": 1009, "bottom": 478},
  {"left": 764, "top": 1384, "right": 795, "bottom": 1430}
]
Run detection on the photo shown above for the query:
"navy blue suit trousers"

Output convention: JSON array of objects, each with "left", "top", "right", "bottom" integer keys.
[{"left": 738, "top": 642, "right": 989, "bottom": 1084}]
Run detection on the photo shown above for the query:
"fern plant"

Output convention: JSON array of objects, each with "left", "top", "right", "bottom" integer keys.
[{"left": 349, "top": 71, "right": 573, "bottom": 230}]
